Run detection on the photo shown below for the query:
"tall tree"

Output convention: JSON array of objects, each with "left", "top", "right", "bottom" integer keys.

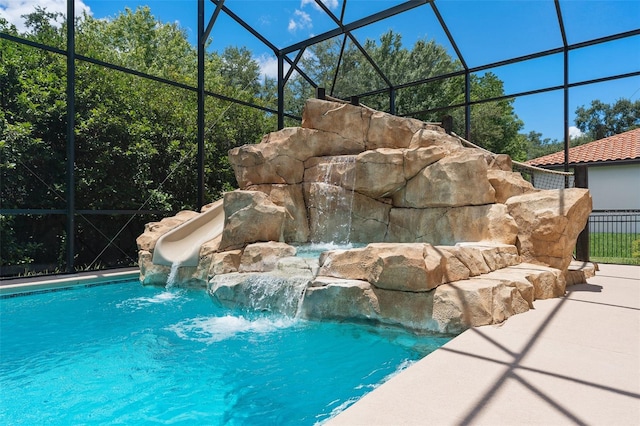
[
  {"left": 522, "top": 131, "right": 562, "bottom": 160},
  {"left": 575, "top": 98, "right": 640, "bottom": 140}
]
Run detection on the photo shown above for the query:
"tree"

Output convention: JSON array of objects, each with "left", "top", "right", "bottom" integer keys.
[
  {"left": 575, "top": 98, "right": 640, "bottom": 140},
  {"left": 1, "top": 7, "right": 273, "bottom": 273},
  {"left": 522, "top": 131, "right": 562, "bottom": 160}
]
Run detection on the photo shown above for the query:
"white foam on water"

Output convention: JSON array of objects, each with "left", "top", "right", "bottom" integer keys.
[
  {"left": 354, "top": 359, "right": 416, "bottom": 390},
  {"left": 322, "top": 358, "right": 417, "bottom": 424},
  {"left": 167, "top": 315, "right": 297, "bottom": 344},
  {"left": 318, "top": 397, "right": 361, "bottom": 425},
  {"left": 117, "top": 291, "right": 183, "bottom": 310}
]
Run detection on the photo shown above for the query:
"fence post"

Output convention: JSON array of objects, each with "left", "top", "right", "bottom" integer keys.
[{"left": 575, "top": 165, "right": 590, "bottom": 261}]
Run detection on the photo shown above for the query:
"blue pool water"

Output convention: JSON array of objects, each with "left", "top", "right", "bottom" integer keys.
[{"left": 0, "top": 281, "right": 452, "bottom": 425}]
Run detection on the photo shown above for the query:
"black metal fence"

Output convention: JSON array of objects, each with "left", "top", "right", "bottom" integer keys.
[{"left": 588, "top": 210, "right": 640, "bottom": 265}]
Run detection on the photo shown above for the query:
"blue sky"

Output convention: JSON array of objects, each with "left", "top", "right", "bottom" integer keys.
[{"left": 2, "top": 0, "right": 639, "bottom": 141}]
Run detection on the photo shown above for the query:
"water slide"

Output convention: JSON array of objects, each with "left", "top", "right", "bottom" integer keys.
[{"left": 152, "top": 199, "right": 225, "bottom": 267}]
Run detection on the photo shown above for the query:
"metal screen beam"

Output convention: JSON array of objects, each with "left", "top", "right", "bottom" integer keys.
[
  {"left": 314, "top": 0, "right": 393, "bottom": 88},
  {"left": 66, "top": 0, "right": 76, "bottom": 273},
  {"left": 278, "top": 54, "right": 285, "bottom": 129},
  {"left": 203, "top": 0, "right": 225, "bottom": 43},
  {"left": 197, "top": 0, "right": 206, "bottom": 209},
  {"left": 282, "top": 0, "right": 429, "bottom": 55},
  {"left": 210, "top": 0, "right": 279, "bottom": 54},
  {"left": 555, "top": 0, "right": 570, "bottom": 181},
  {"left": 430, "top": 1, "right": 467, "bottom": 69},
  {"left": 284, "top": 48, "right": 306, "bottom": 83}
]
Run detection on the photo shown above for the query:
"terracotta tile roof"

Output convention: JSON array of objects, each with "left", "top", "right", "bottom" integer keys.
[{"left": 527, "top": 128, "right": 640, "bottom": 167}]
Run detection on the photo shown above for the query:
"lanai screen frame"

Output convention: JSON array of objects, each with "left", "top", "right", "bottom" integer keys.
[{"left": 0, "top": 0, "right": 638, "bottom": 274}]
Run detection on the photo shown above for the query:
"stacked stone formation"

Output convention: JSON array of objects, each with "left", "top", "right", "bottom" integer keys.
[{"left": 137, "top": 98, "right": 593, "bottom": 332}]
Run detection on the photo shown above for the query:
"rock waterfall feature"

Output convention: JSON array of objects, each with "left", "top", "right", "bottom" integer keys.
[{"left": 137, "top": 98, "right": 592, "bottom": 334}]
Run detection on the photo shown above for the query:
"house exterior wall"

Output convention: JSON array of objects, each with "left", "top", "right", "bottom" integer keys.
[{"left": 589, "top": 164, "right": 640, "bottom": 210}]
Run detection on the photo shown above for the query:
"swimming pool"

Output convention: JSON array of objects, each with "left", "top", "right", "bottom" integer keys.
[{"left": 0, "top": 280, "right": 452, "bottom": 425}]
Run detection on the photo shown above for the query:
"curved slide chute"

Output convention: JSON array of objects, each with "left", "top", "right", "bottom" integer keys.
[{"left": 152, "top": 199, "right": 225, "bottom": 267}]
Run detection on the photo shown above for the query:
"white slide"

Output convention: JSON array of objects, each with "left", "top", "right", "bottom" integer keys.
[{"left": 152, "top": 199, "right": 225, "bottom": 267}]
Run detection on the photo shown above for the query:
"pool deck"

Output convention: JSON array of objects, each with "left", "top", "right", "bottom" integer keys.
[
  {"left": 329, "top": 263, "right": 640, "bottom": 426},
  {"left": 0, "top": 268, "right": 139, "bottom": 296}
]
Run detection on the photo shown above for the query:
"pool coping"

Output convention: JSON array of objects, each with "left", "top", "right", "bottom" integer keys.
[{"left": 0, "top": 268, "right": 140, "bottom": 297}]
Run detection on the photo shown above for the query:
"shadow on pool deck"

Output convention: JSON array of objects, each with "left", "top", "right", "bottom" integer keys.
[{"left": 328, "top": 263, "right": 640, "bottom": 426}]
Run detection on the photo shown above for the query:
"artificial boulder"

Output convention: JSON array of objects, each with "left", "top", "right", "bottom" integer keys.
[
  {"left": 488, "top": 169, "right": 535, "bottom": 203},
  {"left": 506, "top": 188, "right": 592, "bottom": 270},
  {"left": 218, "top": 190, "right": 286, "bottom": 251},
  {"left": 246, "top": 183, "right": 309, "bottom": 243},
  {"left": 353, "top": 149, "right": 406, "bottom": 198},
  {"left": 139, "top": 97, "right": 594, "bottom": 335},
  {"left": 239, "top": 242, "right": 297, "bottom": 273},
  {"left": 387, "top": 204, "right": 518, "bottom": 246},
  {"left": 392, "top": 150, "right": 496, "bottom": 208}
]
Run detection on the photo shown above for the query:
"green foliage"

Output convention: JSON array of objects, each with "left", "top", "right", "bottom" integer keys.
[
  {"left": 590, "top": 233, "right": 640, "bottom": 265},
  {"left": 632, "top": 239, "right": 640, "bottom": 259},
  {"left": 575, "top": 98, "right": 640, "bottom": 140},
  {"left": 1, "top": 7, "right": 271, "bottom": 272},
  {"left": 523, "top": 131, "right": 563, "bottom": 160},
  {"left": 0, "top": 216, "right": 42, "bottom": 266}
]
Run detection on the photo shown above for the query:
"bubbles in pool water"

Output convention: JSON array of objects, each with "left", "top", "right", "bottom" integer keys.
[
  {"left": 116, "top": 290, "right": 184, "bottom": 310},
  {"left": 167, "top": 315, "right": 297, "bottom": 344}
]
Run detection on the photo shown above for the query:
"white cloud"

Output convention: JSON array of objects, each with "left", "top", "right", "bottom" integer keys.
[
  {"left": 288, "top": 9, "right": 311, "bottom": 33},
  {"left": 0, "top": 0, "right": 91, "bottom": 33},
  {"left": 301, "top": 0, "right": 339, "bottom": 11},
  {"left": 256, "top": 53, "right": 306, "bottom": 81},
  {"left": 256, "top": 54, "right": 280, "bottom": 80},
  {"left": 569, "top": 126, "right": 583, "bottom": 139}
]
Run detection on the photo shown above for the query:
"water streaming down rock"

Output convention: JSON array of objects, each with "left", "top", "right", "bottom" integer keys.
[
  {"left": 209, "top": 271, "right": 311, "bottom": 318},
  {"left": 307, "top": 155, "right": 357, "bottom": 245}
]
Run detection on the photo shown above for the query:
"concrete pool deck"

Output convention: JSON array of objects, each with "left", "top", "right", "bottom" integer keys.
[
  {"left": 329, "top": 263, "right": 640, "bottom": 425},
  {"left": 3, "top": 264, "right": 638, "bottom": 424}
]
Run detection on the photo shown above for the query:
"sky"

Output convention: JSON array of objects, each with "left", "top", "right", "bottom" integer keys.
[{"left": 2, "top": 0, "right": 639, "bottom": 142}]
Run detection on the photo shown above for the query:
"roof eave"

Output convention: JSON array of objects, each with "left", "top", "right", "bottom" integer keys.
[{"left": 530, "top": 158, "right": 640, "bottom": 169}]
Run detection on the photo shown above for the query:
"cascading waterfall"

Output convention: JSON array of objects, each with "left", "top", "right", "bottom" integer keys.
[
  {"left": 166, "top": 261, "right": 181, "bottom": 289},
  {"left": 245, "top": 275, "right": 307, "bottom": 316},
  {"left": 210, "top": 157, "right": 361, "bottom": 319},
  {"left": 210, "top": 272, "right": 311, "bottom": 318},
  {"left": 313, "top": 155, "right": 357, "bottom": 245}
]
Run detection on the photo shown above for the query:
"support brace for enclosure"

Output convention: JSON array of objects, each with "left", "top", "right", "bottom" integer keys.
[
  {"left": 66, "top": 0, "right": 75, "bottom": 272},
  {"left": 574, "top": 165, "right": 590, "bottom": 262},
  {"left": 197, "top": 0, "right": 206, "bottom": 209}
]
